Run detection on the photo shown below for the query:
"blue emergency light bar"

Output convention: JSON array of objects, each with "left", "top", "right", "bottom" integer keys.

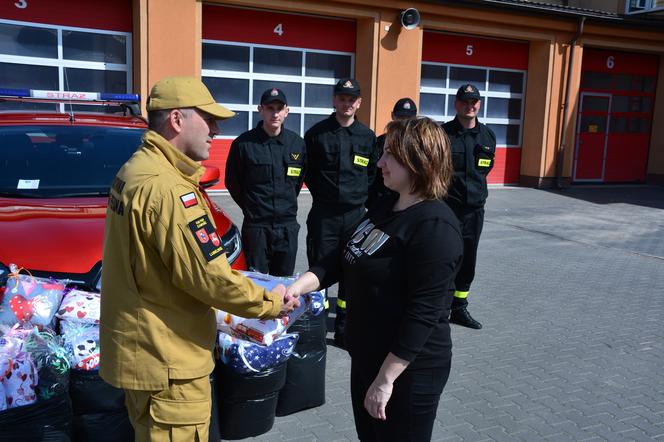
[
  {"left": 99, "top": 93, "right": 141, "bottom": 101},
  {"left": 0, "top": 88, "right": 140, "bottom": 103}
]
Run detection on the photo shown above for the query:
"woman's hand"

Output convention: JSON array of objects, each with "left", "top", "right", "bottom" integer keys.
[
  {"left": 285, "top": 271, "right": 321, "bottom": 300},
  {"left": 364, "top": 377, "right": 393, "bottom": 420},
  {"left": 363, "top": 352, "right": 409, "bottom": 420}
]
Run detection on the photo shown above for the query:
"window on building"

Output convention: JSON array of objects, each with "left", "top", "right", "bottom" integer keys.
[
  {"left": 419, "top": 62, "right": 526, "bottom": 147},
  {"left": 202, "top": 40, "right": 354, "bottom": 138},
  {"left": 625, "top": 0, "right": 664, "bottom": 14},
  {"left": 0, "top": 20, "right": 132, "bottom": 112}
]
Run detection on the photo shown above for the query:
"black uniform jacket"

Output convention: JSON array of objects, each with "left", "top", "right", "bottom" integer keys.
[
  {"left": 304, "top": 113, "right": 377, "bottom": 211},
  {"left": 443, "top": 117, "right": 497, "bottom": 209},
  {"left": 226, "top": 122, "right": 306, "bottom": 224}
]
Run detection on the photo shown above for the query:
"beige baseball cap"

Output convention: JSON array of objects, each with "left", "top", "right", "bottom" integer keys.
[{"left": 146, "top": 76, "right": 235, "bottom": 119}]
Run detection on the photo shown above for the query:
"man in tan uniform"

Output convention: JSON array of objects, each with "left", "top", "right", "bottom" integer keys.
[{"left": 100, "top": 76, "right": 299, "bottom": 441}]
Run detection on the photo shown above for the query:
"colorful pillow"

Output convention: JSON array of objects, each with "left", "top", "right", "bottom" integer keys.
[
  {"left": 0, "top": 265, "right": 67, "bottom": 326},
  {"left": 218, "top": 332, "right": 298, "bottom": 374},
  {"left": 55, "top": 289, "right": 100, "bottom": 324},
  {"left": 60, "top": 322, "right": 100, "bottom": 371}
]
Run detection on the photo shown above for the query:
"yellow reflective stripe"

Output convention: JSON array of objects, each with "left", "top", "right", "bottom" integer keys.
[
  {"left": 336, "top": 298, "right": 347, "bottom": 309},
  {"left": 353, "top": 155, "right": 369, "bottom": 167},
  {"left": 287, "top": 166, "right": 301, "bottom": 177},
  {"left": 324, "top": 298, "right": 330, "bottom": 309},
  {"left": 453, "top": 290, "right": 469, "bottom": 299},
  {"left": 477, "top": 158, "right": 491, "bottom": 167}
]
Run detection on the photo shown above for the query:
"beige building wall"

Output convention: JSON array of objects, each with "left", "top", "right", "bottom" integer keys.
[
  {"left": 133, "top": 0, "right": 663, "bottom": 186},
  {"left": 374, "top": 9, "right": 423, "bottom": 135},
  {"left": 520, "top": 40, "right": 554, "bottom": 185},
  {"left": 133, "top": 0, "right": 201, "bottom": 113},
  {"left": 648, "top": 55, "right": 664, "bottom": 183}
]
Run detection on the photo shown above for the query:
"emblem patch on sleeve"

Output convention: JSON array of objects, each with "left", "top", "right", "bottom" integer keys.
[
  {"left": 188, "top": 215, "right": 224, "bottom": 262},
  {"left": 180, "top": 192, "right": 198, "bottom": 208}
]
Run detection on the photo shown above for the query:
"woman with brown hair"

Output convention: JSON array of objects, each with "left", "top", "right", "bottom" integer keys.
[{"left": 287, "top": 117, "right": 463, "bottom": 441}]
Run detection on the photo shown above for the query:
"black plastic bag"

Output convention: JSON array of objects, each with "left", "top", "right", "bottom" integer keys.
[
  {"left": 68, "top": 369, "right": 133, "bottom": 442},
  {"left": 0, "top": 393, "right": 72, "bottom": 442},
  {"left": 217, "top": 392, "right": 279, "bottom": 440},
  {"left": 215, "top": 360, "right": 287, "bottom": 401},
  {"left": 208, "top": 372, "right": 220, "bottom": 442},
  {"left": 69, "top": 369, "right": 125, "bottom": 415},
  {"left": 215, "top": 361, "right": 286, "bottom": 440},
  {"left": 276, "top": 309, "right": 327, "bottom": 416},
  {"left": 72, "top": 410, "right": 133, "bottom": 442}
]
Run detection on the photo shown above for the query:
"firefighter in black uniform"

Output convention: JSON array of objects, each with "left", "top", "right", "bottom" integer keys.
[
  {"left": 304, "top": 78, "right": 377, "bottom": 346},
  {"left": 367, "top": 97, "right": 417, "bottom": 209},
  {"left": 226, "top": 88, "right": 306, "bottom": 276},
  {"left": 443, "top": 84, "right": 496, "bottom": 330}
]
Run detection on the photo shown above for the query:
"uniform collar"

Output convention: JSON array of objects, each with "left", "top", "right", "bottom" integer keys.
[
  {"left": 329, "top": 113, "right": 362, "bottom": 135},
  {"left": 256, "top": 121, "right": 285, "bottom": 144},
  {"left": 452, "top": 116, "right": 480, "bottom": 134},
  {"left": 142, "top": 130, "right": 204, "bottom": 185}
]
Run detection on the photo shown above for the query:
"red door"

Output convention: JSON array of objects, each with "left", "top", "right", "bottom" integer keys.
[
  {"left": 576, "top": 48, "right": 658, "bottom": 183},
  {"left": 574, "top": 93, "right": 610, "bottom": 181}
]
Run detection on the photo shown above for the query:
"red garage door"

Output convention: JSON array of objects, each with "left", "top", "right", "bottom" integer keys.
[
  {"left": 202, "top": 5, "right": 356, "bottom": 190},
  {"left": 0, "top": 0, "right": 133, "bottom": 108},
  {"left": 421, "top": 32, "right": 529, "bottom": 185},
  {"left": 574, "top": 48, "right": 658, "bottom": 183}
]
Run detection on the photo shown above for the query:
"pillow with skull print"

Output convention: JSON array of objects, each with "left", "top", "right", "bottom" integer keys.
[
  {"left": 56, "top": 289, "right": 100, "bottom": 324},
  {"left": 60, "top": 321, "right": 100, "bottom": 371}
]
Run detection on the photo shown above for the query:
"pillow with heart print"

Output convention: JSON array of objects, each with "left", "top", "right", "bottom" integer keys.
[
  {"left": 0, "top": 269, "right": 68, "bottom": 327},
  {"left": 55, "top": 289, "right": 100, "bottom": 324}
]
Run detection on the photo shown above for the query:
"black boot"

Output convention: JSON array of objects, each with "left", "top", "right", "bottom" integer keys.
[
  {"left": 450, "top": 306, "right": 482, "bottom": 329},
  {"left": 334, "top": 307, "right": 347, "bottom": 348}
]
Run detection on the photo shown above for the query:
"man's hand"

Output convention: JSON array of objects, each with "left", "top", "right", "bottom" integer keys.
[{"left": 274, "top": 283, "right": 300, "bottom": 318}]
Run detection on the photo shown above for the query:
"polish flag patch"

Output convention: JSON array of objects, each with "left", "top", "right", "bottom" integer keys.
[{"left": 180, "top": 192, "right": 198, "bottom": 208}]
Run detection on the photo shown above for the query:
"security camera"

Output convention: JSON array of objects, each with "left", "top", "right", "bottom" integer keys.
[{"left": 400, "top": 8, "right": 420, "bottom": 30}]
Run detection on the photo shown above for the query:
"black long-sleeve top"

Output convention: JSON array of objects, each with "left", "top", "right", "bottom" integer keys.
[
  {"left": 443, "top": 117, "right": 496, "bottom": 210},
  {"left": 225, "top": 122, "right": 306, "bottom": 224},
  {"left": 311, "top": 194, "right": 463, "bottom": 369},
  {"left": 304, "top": 114, "right": 377, "bottom": 211}
]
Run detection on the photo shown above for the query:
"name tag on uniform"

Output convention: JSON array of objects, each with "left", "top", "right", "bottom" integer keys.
[
  {"left": 287, "top": 166, "right": 301, "bottom": 177},
  {"left": 477, "top": 158, "right": 492, "bottom": 168},
  {"left": 353, "top": 155, "right": 369, "bottom": 167}
]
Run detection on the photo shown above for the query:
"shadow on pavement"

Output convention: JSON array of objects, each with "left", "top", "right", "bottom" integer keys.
[{"left": 539, "top": 184, "right": 664, "bottom": 210}]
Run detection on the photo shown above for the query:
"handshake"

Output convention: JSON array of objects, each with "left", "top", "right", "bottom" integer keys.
[
  {"left": 272, "top": 284, "right": 299, "bottom": 318},
  {"left": 271, "top": 271, "right": 321, "bottom": 319}
]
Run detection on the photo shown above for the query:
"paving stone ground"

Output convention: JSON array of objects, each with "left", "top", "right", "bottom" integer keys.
[{"left": 211, "top": 185, "right": 664, "bottom": 441}]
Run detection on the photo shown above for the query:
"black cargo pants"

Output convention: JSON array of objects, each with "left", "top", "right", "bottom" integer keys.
[
  {"left": 451, "top": 206, "right": 485, "bottom": 309},
  {"left": 241, "top": 221, "right": 300, "bottom": 277}
]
